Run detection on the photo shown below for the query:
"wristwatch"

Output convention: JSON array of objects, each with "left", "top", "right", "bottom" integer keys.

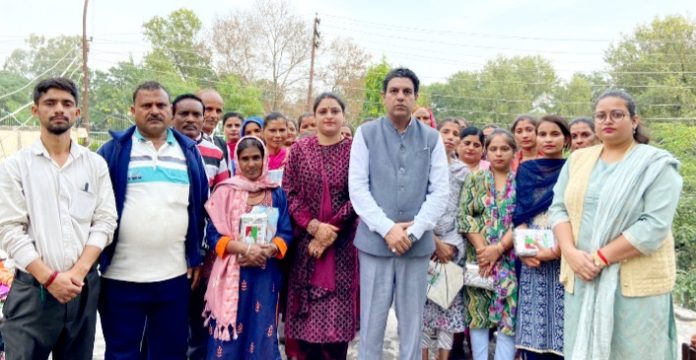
[{"left": 406, "top": 230, "right": 418, "bottom": 244}]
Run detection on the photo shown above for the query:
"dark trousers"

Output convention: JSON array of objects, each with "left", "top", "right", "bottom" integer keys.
[
  {"left": 187, "top": 278, "right": 208, "bottom": 360},
  {"left": 1, "top": 269, "right": 100, "bottom": 360},
  {"left": 99, "top": 275, "right": 190, "bottom": 360},
  {"left": 286, "top": 339, "right": 349, "bottom": 360},
  {"left": 521, "top": 350, "right": 564, "bottom": 360}
]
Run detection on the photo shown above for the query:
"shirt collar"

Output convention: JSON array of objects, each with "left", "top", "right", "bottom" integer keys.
[
  {"left": 134, "top": 128, "right": 175, "bottom": 145},
  {"left": 386, "top": 116, "right": 416, "bottom": 135},
  {"left": 31, "top": 138, "right": 85, "bottom": 160}
]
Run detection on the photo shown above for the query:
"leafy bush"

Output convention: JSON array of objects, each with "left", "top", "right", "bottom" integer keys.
[{"left": 652, "top": 123, "right": 696, "bottom": 309}]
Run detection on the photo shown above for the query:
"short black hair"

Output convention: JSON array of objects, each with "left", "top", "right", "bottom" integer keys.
[
  {"left": 33, "top": 77, "right": 79, "bottom": 105},
  {"left": 382, "top": 68, "right": 420, "bottom": 95},
  {"left": 172, "top": 93, "right": 204, "bottom": 115},
  {"left": 223, "top": 112, "right": 244, "bottom": 127},
  {"left": 132, "top": 81, "right": 170, "bottom": 104}
]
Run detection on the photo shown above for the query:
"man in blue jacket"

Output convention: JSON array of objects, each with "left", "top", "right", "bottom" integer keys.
[{"left": 97, "top": 81, "right": 208, "bottom": 359}]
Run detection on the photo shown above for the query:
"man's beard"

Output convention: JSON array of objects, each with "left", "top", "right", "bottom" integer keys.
[{"left": 46, "top": 121, "right": 73, "bottom": 135}]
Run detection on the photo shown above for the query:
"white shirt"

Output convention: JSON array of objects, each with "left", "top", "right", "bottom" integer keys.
[
  {"left": 348, "top": 119, "right": 450, "bottom": 240},
  {"left": 102, "top": 129, "right": 190, "bottom": 282},
  {"left": 0, "top": 140, "right": 117, "bottom": 272}
]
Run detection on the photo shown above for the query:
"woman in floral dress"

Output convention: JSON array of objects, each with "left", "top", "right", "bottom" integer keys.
[{"left": 458, "top": 129, "right": 518, "bottom": 360}]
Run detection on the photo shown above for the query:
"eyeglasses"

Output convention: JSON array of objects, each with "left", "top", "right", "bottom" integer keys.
[{"left": 594, "top": 110, "right": 628, "bottom": 123}]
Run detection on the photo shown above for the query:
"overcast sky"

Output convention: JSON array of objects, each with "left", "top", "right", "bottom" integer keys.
[{"left": 1, "top": 0, "right": 693, "bottom": 84}]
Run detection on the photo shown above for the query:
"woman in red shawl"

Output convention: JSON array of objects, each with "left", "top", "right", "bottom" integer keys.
[{"left": 283, "top": 92, "right": 359, "bottom": 360}]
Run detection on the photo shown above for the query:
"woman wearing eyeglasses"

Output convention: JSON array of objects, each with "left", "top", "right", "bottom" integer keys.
[{"left": 549, "top": 90, "right": 682, "bottom": 360}]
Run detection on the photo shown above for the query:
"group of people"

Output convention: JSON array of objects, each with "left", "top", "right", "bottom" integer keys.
[{"left": 0, "top": 66, "right": 684, "bottom": 360}]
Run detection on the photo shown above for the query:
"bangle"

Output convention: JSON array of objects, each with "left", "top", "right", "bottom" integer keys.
[
  {"left": 596, "top": 249, "right": 609, "bottom": 266},
  {"left": 43, "top": 271, "right": 59, "bottom": 288},
  {"left": 592, "top": 252, "right": 606, "bottom": 270},
  {"left": 245, "top": 243, "right": 251, "bottom": 256}
]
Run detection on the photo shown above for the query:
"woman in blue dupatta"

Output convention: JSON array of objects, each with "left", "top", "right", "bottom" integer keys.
[
  {"left": 549, "top": 90, "right": 682, "bottom": 360},
  {"left": 513, "top": 115, "right": 570, "bottom": 359}
]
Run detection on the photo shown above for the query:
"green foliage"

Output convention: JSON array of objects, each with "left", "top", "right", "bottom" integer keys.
[
  {"left": 551, "top": 74, "right": 595, "bottom": 118},
  {"left": 605, "top": 15, "right": 696, "bottom": 120},
  {"left": 0, "top": 71, "right": 33, "bottom": 126},
  {"left": 3, "top": 35, "right": 81, "bottom": 79},
  {"left": 217, "top": 74, "right": 264, "bottom": 116},
  {"left": 142, "top": 8, "right": 216, "bottom": 84},
  {"left": 360, "top": 57, "right": 390, "bottom": 121},
  {"left": 652, "top": 123, "right": 696, "bottom": 308},
  {"left": 425, "top": 55, "right": 558, "bottom": 126}
]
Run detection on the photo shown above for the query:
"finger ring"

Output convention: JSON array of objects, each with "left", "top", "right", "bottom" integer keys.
[
  {"left": 313, "top": 250, "right": 318, "bottom": 256},
  {"left": 391, "top": 248, "right": 397, "bottom": 253}
]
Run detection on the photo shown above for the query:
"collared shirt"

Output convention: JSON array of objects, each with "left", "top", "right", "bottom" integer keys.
[
  {"left": 195, "top": 134, "right": 229, "bottom": 188},
  {"left": 103, "top": 129, "right": 190, "bottom": 282},
  {"left": 348, "top": 117, "right": 450, "bottom": 240},
  {"left": 0, "top": 139, "right": 117, "bottom": 272}
]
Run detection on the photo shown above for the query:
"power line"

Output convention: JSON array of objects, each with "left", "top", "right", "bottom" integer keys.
[
  {"left": 75, "top": 62, "right": 696, "bottom": 117},
  {"left": 87, "top": 55, "right": 696, "bottom": 91},
  {"left": 322, "top": 13, "right": 696, "bottom": 45},
  {"left": 0, "top": 55, "right": 82, "bottom": 124},
  {"left": 0, "top": 50, "right": 78, "bottom": 100}
]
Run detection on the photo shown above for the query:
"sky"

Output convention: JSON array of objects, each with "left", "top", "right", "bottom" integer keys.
[{"left": 0, "top": 0, "right": 694, "bottom": 84}]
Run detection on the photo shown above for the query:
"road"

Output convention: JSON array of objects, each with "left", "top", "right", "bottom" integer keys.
[{"left": 91, "top": 307, "right": 696, "bottom": 359}]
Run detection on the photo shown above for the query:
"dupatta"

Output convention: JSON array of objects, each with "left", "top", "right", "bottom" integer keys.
[
  {"left": 203, "top": 135, "right": 279, "bottom": 341},
  {"left": 512, "top": 158, "right": 566, "bottom": 227},
  {"left": 564, "top": 144, "right": 679, "bottom": 360}
]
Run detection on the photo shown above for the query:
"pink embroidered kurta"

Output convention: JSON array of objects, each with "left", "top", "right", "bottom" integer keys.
[{"left": 282, "top": 136, "right": 359, "bottom": 344}]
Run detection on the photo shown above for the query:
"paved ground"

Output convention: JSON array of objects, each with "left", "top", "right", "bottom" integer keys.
[{"left": 91, "top": 307, "right": 696, "bottom": 359}]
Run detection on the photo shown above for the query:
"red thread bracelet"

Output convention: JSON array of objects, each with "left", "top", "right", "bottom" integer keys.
[
  {"left": 596, "top": 249, "right": 609, "bottom": 266},
  {"left": 43, "top": 271, "right": 59, "bottom": 288}
]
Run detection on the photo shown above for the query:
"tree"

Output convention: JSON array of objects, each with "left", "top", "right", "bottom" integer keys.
[
  {"left": 605, "top": 15, "right": 696, "bottom": 121},
  {"left": 142, "top": 9, "right": 216, "bottom": 85},
  {"left": 317, "top": 37, "right": 371, "bottom": 124},
  {"left": 551, "top": 74, "right": 594, "bottom": 118},
  {"left": 216, "top": 74, "right": 265, "bottom": 116},
  {"left": 1, "top": 35, "right": 83, "bottom": 127},
  {"left": 210, "top": 0, "right": 310, "bottom": 110},
  {"left": 0, "top": 71, "right": 33, "bottom": 126},
  {"left": 651, "top": 123, "right": 696, "bottom": 308},
  {"left": 3, "top": 35, "right": 81, "bottom": 79},
  {"left": 426, "top": 55, "right": 559, "bottom": 125},
  {"left": 359, "top": 58, "right": 390, "bottom": 121}
]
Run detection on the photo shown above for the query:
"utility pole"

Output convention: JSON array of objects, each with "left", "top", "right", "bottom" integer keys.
[
  {"left": 306, "top": 13, "right": 320, "bottom": 111},
  {"left": 81, "top": 0, "right": 90, "bottom": 143}
]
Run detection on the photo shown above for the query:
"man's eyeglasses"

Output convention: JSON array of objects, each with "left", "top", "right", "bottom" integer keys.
[{"left": 594, "top": 110, "right": 628, "bottom": 123}]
